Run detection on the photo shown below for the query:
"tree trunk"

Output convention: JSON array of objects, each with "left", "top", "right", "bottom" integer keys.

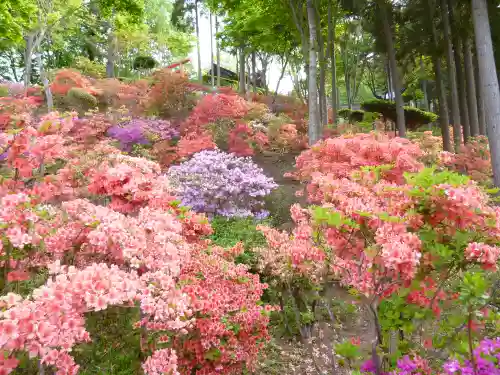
[
  {"left": 474, "top": 52, "right": 487, "bottom": 135},
  {"left": 328, "top": 1, "right": 338, "bottom": 124},
  {"left": 342, "top": 37, "right": 352, "bottom": 109},
  {"left": 215, "top": 16, "right": 221, "bottom": 87},
  {"left": 24, "top": 34, "right": 34, "bottom": 93},
  {"left": 420, "top": 56, "right": 429, "bottom": 111},
  {"left": 210, "top": 12, "right": 215, "bottom": 87},
  {"left": 289, "top": 0, "right": 309, "bottom": 102},
  {"left": 106, "top": 15, "right": 116, "bottom": 78},
  {"left": 472, "top": 0, "right": 500, "bottom": 186},
  {"left": 195, "top": 0, "right": 202, "bottom": 82},
  {"left": 435, "top": 59, "right": 453, "bottom": 151},
  {"left": 261, "top": 57, "right": 269, "bottom": 94},
  {"left": 386, "top": 61, "right": 392, "bottom": 100},
  {"left": 428, "top": 0, "right": 452, "bottom": 149},
  {"left": 252, "top": 51, "right": 257, "bottom": 93},
  {"left": 273, "top": 55, "right": 289, "bottom": 104},
  {"left": 379, "top": 1, "right": 406, "bottom": 137},
  {"left": 239, "top": 47, "right": 246, "bottom": 94},
  {"left": 315, "top": 0, "right": 327, "bottom": 125},
  {"left": 307, "top": 0, "right": 320, "bottom": 144},
  {"left": 449, "top": 0, "right": 470, "bottom": 142},
  {"left": 37, "top": 53, "right": 53, "bottom": 112},
  {"left": 464, "top": 37, "right": 480, "bottom": 136},
  {"left": 441, "top": 0, "right": 461, "bottom": 149}
]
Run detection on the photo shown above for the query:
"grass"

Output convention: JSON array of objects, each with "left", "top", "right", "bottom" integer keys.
[{"left": 209, "top": 216, "right": 270, "bottom": 268}]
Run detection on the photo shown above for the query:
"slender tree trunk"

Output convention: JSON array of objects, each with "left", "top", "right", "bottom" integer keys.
[
  {"left": 435, "top": 59, "right": 453, "bottom": 151},
  {"left": 252, "top": 51, "right": 257, "bottom": 93},
  {"left": 307, "top": 0, "right": 320, "bottom": 144},
  {"left": 474, "top": 52, "right": 487, "bottom": 135},
  {"left": 464, "top": 38, "right": 480, "bottom": 136},
  {"left": 342, "top": 37, "right": 352, "bottom": 109},
  {"left": 420, "top": 56, "right": 430, "bottom": 111},
  {"left": 215, "top": 16, "right": 221, "bottom": 86},
  {"left": 428, "top": 0, "right": 452, "bottom": 150},
  {"left": 472, "top": 0, "right": 500, "bottom": 186},
  {"left": 273, "top": 55, "right": 289, "bottom": 104},
  {"left": 195, "top": 0, "right": 202, "bottom": 82},
  {"left": 449, "top": 0, "right": 470, "bottom": 142},
  {"left": 210, "top": 12, "right": 215, "bottom": 87},
  {"left": 441, "top": 0, "right": 461, "bottom": 148},
  {"left": 379, "top": 1, "right": 406, "bottom": 137},
  {"left": 106, "top": 13, "right": 116, "bottom": 79},
  {"left": 315, "top": 0, "right": 327, "bottom": 125},
  {"left": 386, "top": 61, "right": 392, "bottom": 100},
  {"left": 239, "top": 47, "right": 246, "bottom": 94},
  {"left": 24, "top": 34, "right": 34, "bottom": 93},
  {"left": 289, "top": 0, "right": 309, "bottom": 102},
  {"left": 261, "top": 57, "right": 269, "bottom": 94},
  {"left": 37, "top": 53, "right": 53, "bottom": 112},
  {"left": 328, "top": 1, "right": 338, "bottom": 124}
]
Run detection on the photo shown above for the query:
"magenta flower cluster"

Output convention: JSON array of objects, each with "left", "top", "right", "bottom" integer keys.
[
  {"left": 167, "top": 149, "right": 277, "bottom": 218},
  {"left": 443, "top": 337, "right": 500, "bottom": 375},
  {"left": 360, "top": 337, "right": 499, "bottom": 375}
]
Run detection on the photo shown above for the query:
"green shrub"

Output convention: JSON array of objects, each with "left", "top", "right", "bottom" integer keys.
[
  {"left": 338, "top": 108, "right": 352, "bottom": 119},
  {"left": 0, "top": 85, "right": 8, "bottom": 97},
  {"left": 66, "top": 87, "right": 98, "bottom": 112},
  {"left": 362, "top": 111, "right": 379, "bottom": 122},
  {"left": 361, "top": 98, "right": 437, "bottom": 130},
  {"left": 402, "top": 88, "right": 424, "bottom": 103},
  {"left": 72, "top": 56, "right": 106, "bottom": 78},
  {"left": 209, "top": 216, "right": 269, "bottom": 267},
  {"left": 338, "top": 108, "right": 365, "bottom": 123}
]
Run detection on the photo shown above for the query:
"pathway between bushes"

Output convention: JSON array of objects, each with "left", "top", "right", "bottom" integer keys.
[{"left": 253, "top": 151, "right": 374, "bottom": 375}]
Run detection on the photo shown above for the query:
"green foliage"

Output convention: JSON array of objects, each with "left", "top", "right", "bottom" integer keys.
[
  {"left": 133, "top": 55, "right": 157, "bottom": 70},
  {"left": 338, "top": 108, "right": 365, "bottom": 123},
  {"left": 73, "top": 307, "right": 143, "bottom": 374},
  {"left": 402, "top": 88, "right": 424, "bottom": 103},
  {"left": 72, "top": 57, "right": 106, "bottom": 78},
  {"left": 335, "top": 340, "right": 361, "bottom": 366},
  {"left": 66, "top": 87, "right": 98, "bottom": 111},
  {"left": 209, "top": 216, "right": 269, "bottom": 267},
  {"left": 0, "top": 85, "right": 8, "bottom": 97},
  {"left": 361, "top": 99, "right": 437, "bottom": 130},
  {"left": 404, "top": 167, "right": 470, "bottom": 191}
]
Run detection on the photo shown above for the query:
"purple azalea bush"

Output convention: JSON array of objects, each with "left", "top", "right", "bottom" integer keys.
[
  {"left": 166, "top": 149, "right": 277, "bottom": 218},
  {"left": 107, "top": 118, "right": 179, "bottom": 151},
  {"left": 107, "top": 122, "right": 149, "bottom": 152},
  {"left": 443, "top": 337, "right": 500, "bottom": 375},
  {"left": 360, "top": 337, "right": 499, "bottom": 375}
]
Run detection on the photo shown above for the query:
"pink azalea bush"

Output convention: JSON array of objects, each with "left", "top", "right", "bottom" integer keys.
[
  {"left": 257, "top": 132, "right": 500, "bottom": 373},
  {"left": 0, "top": 109, "right": 274, "bottom": 375}
]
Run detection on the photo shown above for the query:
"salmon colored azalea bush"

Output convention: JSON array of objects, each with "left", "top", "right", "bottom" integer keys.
[{"left": 0, "top": 109, "right": 274, "bottom": 375}]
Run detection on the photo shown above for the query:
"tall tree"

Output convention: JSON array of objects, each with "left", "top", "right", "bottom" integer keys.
[
  {"left": 464, "top": 37, "right": 480, "bottom": 136},
  {"left": 378, "top": 0, "right": 405, "bottom": 137},
  {"left": 440, "top": 0, "right": 461, "bottom": 149},
  {"left": 195, "top": 0, "right": 202, "bottom": 82},
  {"left": 448, "top": 0, "right": 470, "bottom": 142},
  {"left": 210, "top": 11, "right": 214, "bottom": 86},
  {"left": 428, "top": 0, "right": 452, "bottom": 151},
  {"left": 307, "top": 0, "right": 320, "bottom": 144},
  {"left": 472, "top": 0, "right": 500, "bottom": 187},
  {"left": 215, "top": 15, "right": 221, "bottom": 86},
  {"left": 328, "top": 0, "right": 338, "bottom": 123}
]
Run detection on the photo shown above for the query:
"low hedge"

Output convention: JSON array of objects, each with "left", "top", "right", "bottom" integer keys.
[
  {"left": 338, "top": 108, "right": 365, "bottom": 123},
  {"left": 361, "top": 99, "right": 437, "bottom": 130}
]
